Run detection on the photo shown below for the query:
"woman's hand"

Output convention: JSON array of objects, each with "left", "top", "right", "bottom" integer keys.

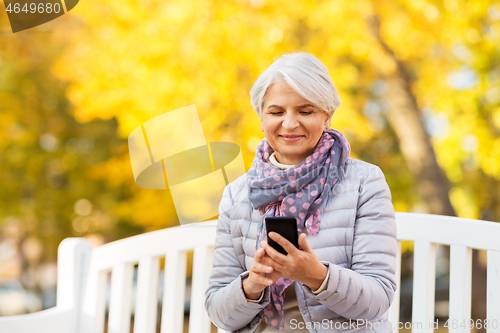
[
  {"left": 260, "top": 232, "right": 328, "bottom": 291},
  {"left": 242, "top": 247, "right": 281, "bottom": 300}
]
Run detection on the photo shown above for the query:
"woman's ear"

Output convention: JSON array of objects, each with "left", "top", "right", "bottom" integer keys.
[{"left": 324, "top": 111, "right": 333, "bottom": 128}]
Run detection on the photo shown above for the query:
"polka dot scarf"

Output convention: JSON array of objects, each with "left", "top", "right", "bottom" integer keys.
[{"left": 246, "top": 129, "right": 351, "bottom": 331}]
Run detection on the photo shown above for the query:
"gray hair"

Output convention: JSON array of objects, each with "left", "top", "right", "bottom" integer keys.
[{"left": 250, "top": 52, "right": 341, "bottom": 117}]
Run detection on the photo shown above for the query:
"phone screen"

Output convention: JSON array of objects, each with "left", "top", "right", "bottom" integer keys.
[{"left": 265, "top": 217, "right": 299, "bottom": 255}]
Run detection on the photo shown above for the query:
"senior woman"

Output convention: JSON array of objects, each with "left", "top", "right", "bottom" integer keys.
[{"left": 205, "top": 52, "right": 397, "bottom": 333}]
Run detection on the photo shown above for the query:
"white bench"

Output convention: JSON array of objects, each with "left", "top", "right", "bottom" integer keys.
[{"left": 0, "top": 212, "right": 499, "bottom": 333}]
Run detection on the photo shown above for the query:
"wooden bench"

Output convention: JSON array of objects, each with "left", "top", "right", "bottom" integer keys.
[{"left": 0, "top": 212, "right": 499, "bottom": 333}]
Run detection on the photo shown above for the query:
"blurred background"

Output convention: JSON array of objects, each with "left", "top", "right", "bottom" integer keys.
[{"left": 0, "top": 0, "right": 499, "bottom": 329}]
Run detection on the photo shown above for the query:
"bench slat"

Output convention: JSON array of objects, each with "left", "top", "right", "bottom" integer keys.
[
  {"left": 449, "top": 245, "right": 472, "bottom": 333},
  {"left": 389, "top": 240, "right": 402, "bottom": 333},
  {"left": 412, "top": 240, "right": 436, "bottom": 333},
  {"left": 134, "top": 257, "right": 160, "bottom": 333},
  {"left": 189, "top": 245, "right": 214, "bottom": 333},
  {"left": 487, "top": 250, "right": 500, "bottom": 333},
  {"left": 108, "top": 263, "right": 134, "bottom": 333},
  {"left": 161, "top": 250, "right": 187, "bottom": 333},
  {"left": 81, "top": 271, "right": 107, "bottom": 333}
]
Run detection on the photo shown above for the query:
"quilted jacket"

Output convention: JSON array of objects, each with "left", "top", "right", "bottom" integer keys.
[{"left": 205, "top": 157, "right": 397, "bottom": 333}]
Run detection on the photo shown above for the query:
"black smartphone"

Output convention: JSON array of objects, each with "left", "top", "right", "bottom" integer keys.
[{"left": 265, "top": 217, "right": 299, "bottom": 255}]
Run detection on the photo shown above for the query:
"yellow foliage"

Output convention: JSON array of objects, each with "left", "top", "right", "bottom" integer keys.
[
  {"left": 2, "top": 0, "right": 500, "bottom": 247},
  {"left": 449, "top": 187, "right": 479, "bottom": 219}
]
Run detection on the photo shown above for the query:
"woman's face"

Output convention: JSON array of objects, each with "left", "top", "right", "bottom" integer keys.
[{"left": 261, "top": 82, "right": 332, "bottom": 165}]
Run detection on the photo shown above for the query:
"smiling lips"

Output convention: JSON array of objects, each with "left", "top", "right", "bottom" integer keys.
[{"left": 279, "top": 135, "right": 304, "bottom": 142}]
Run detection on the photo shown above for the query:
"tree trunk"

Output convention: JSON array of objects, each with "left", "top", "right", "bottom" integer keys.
[
  {"left": 367, "top": 14, "right": 486, "bottom": 328},
  {"left": 367, "top": 15, "right": 455, "bottom": 217}
]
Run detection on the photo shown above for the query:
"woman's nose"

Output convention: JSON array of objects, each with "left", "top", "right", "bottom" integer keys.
[{"left": 282, "top": 112, "right": 299, "bottom": 129}]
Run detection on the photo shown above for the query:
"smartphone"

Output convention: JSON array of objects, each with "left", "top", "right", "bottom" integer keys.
[{"left": 265, "top": 217, "right": 299, "bottom": 255}]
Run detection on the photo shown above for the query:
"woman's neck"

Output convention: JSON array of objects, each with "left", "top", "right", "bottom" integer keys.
[{"left": 269, "top": 152, "right": 297, "bottom": 170}]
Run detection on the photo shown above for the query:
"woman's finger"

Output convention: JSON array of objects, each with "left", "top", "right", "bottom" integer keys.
[
  {"left": 253, "top": 248, "right": 266, "bottom": 261},
  {"left": 297, "top": 233, "right": 313, "bottom": 253},
  {"left": 261, "top": 240, "right": 288, "bottom": 264},
  {"left": 268, "top": 232, "right": 299, "bottom": 256},
  {"left": 252, "top": 262, "right": 273, "bottom": 274},
  {"left": 252, "top": 274, "right": 274, "bottom": 286},
  {"left": 260, "top": 253, "right": 286, "bottom": 273},
  {"left": 249, "top": 266, "right": 274, "bottom": 285}
]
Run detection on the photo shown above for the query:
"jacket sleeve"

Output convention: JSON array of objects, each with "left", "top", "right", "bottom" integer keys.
[
  {"left": 304, "top": 165, "right": 397, "bottom": 320},
  {"left": 205, "top": 184, "right": 271, "bottom": 331}
]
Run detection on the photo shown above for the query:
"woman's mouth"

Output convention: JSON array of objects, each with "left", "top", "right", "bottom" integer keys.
[{"left": 280, "top": 135, "right": 304, "bottom": 142}]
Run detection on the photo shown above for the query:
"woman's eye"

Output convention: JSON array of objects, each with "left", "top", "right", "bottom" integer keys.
[{"left": 268, "top": 110, "right": 312, "bottom": 115}]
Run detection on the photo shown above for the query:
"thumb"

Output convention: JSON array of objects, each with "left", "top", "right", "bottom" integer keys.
[
  {"left": 254, "top": 248, "right": 265, "bottom": 261},
  {"left": 298, "top": 233, "right": 313, "bottom": 253}
]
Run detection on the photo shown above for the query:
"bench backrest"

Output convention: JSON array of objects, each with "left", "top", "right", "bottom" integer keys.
[
  {"left": 391, "top": 213, "right": 500, "bottom": 333},
  {"left": 77, "top": 213, "right": 500, "bottom": 333},
  {"left": 80, "top": 221, "right": 219, "bottom": 333}
]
